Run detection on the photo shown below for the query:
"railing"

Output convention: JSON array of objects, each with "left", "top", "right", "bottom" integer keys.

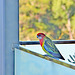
[
  {"left": 19, "top": 40, "right": 75, "bottom": 45},
  {"left": 19, "top": 40, "right": 75, "bottom": 70}
]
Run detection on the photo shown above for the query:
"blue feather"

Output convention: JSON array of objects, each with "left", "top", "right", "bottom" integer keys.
[
  {"left": 43, "top": 37, "right": 64, "bottom": 59},
  {"left": 44, "top": 44, "right": 61, "bottom": 57}
]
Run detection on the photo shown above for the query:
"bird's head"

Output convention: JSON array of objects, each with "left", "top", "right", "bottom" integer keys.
[{"left": 37, "top": 33, "right": 45, "bottom": 39}]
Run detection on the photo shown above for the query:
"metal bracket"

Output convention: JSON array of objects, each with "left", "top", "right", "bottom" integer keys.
[{"left": 12, "top": 43, "right": 19, "bottom": 51}]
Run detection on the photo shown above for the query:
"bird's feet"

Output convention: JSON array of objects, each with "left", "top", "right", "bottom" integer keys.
[
  {"left": 43, "top": 54, "right": 59, "bottom": 60},
  {"left": 43, "top": 54, "right": 51, "bottom": 57}
]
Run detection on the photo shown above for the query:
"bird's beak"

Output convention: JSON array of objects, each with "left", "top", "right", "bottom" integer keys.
[{"left": 37, "top": 35, "right": 38, "bottom": 38}]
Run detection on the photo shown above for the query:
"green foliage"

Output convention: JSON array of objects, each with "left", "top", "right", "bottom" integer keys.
[{"left": 19, "top": 0, "right": 75, "bottom": 41}]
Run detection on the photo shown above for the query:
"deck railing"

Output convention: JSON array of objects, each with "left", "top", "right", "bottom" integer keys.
[
  {"left": 19, "top": 40, "right": 75, "bottom": 45},
  {"left": 18, "top": 40, "right": 75, "bottom": 70}
]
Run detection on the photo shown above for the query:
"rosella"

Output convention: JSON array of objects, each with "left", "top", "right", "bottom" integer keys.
[{"left": 37, "top": 33, "right": 65, "bottom": 60}]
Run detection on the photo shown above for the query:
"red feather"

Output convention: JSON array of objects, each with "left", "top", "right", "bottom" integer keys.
[
  {"left": 37, "top": 33, "right": 45, "bottom": 46},
  {"left": 39, "top": 36, "right": 45, "bottom": 46},
  {"left": 37, "top": 33, "right": 45, "bottom": 36}
]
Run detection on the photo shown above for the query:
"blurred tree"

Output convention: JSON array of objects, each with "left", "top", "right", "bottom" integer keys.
[
  {"left": 51, "top": 0, "right": 75, "bottom": 40},
  {"left": 19, "top": 0, "right": 75, "bottom": 41}
]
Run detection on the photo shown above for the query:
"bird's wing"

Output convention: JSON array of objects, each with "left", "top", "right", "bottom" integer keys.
[{"left": 43, "top": 37, "right": 61, "bottom": 57}]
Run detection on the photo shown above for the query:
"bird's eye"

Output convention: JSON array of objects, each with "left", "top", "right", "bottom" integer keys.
[{"left": 38, "top": 34, "right": 41, "bottom": 36}]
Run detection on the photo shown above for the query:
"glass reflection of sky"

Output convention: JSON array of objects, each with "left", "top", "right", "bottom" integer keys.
[
  {"left": 15, "top": 44, "right": 75, "bottom": 75},
  {"left": 22, "top": 44, "right": 75, "bottom": 65}
]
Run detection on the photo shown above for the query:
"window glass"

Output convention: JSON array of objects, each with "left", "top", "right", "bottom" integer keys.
[
  {"left": 19, "top": 0, "right": 75, "bottom": 41},
  {"left": 15, "top": 48, "right": 75, "bottom": 75}
]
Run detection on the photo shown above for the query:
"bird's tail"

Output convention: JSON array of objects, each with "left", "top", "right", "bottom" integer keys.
[{"left": 61, "top": 55, "right": 65, "bottom": 60}]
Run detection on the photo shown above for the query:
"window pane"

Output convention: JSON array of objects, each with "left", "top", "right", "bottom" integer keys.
[
  {"left": 19, "top": 0, "right": 75, "bottom": 41},
  {"left": 15, "top": 48, "right": 75, "bottom": 75}
]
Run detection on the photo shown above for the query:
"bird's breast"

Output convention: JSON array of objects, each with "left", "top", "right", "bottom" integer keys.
[{"left": 39, "top": 37, "right": 44, "bottom": 46}]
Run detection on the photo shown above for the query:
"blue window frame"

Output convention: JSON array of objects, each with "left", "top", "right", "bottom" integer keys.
[
  {"left": 0, "top": 0, "right": 19, "bottom": 75},
  {"left": 0, "top": 0, "right": 75, "bottom": 75}
]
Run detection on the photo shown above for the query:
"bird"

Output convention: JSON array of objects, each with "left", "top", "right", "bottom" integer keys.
[{"left": 37, "top": 33, "right": 65, "bottom": 60}]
